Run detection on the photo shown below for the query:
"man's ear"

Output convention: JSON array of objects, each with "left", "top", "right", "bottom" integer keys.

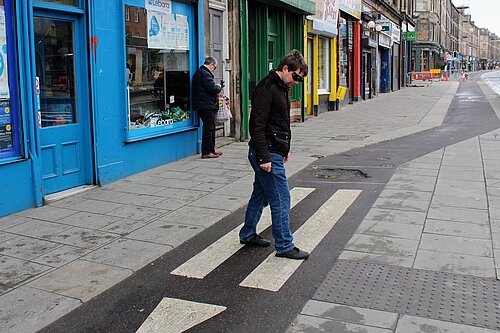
[{"left": 282, "top": 65, "right": 288, "bottom": 72}]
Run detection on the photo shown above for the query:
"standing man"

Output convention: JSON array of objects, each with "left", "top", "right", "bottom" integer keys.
[
  {"left": 239, "top": 50, "right": 309, "bottom": 260},
  {"left": 192, "top": 56, "right": 224, "bottom": 159}
]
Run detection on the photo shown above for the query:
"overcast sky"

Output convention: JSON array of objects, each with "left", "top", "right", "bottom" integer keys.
[{"left": 454, "top": 0, "right": 500, "bottom": 36}]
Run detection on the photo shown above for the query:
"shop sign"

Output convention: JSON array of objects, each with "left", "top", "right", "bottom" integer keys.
[
  {"left": 145, "top": 0, "right": 172, "bottom": 14},
  {"left": 378, "top": 33, "right": 391, "bottom": 48},
  {"left": 392, "top": 24, "right": 400, "bottom": 44},
  {"left": 376, "top": 19, "right": 392, "bottom": 34},
  {"left": 308, "top": 0, "right": 340, "bottom": 36},
  {"left": 403, "top": 31, "right": 416, "bottom": 41},
  {"left": 340, "top": 0, "right": 361, "bottom": 19}
]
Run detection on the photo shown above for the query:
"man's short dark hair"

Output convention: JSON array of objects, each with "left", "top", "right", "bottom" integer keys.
[
  {"left": 277, "top": 49, "right": 308, "bottom": 76},
  {"left": 204, "top": 56, "right": 218, "bottom": 66}
]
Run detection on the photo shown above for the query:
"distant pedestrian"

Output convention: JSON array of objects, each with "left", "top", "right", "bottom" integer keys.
[
  {"left": 192, "top": 56, "right": 224, "bottom": 159},
  {"left": 239, "top": 50, "right": 309, "bottom": 260}
]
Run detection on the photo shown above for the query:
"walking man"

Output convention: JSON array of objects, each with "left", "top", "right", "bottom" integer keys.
[
  {"left": 192, "top": 56, "right": 224, "bottom": 158},
  {"left": 239, "top": 50, "right": 309, "bottom": 260}
]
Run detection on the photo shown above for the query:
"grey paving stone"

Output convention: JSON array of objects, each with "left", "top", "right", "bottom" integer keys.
[
  {"left": 378, "top": 189, "right": 433, "bottom": 201},
  {"left": 57, "top": 212, "right": 122, "bottom": 229},
  {"left": 0, "top": 231, "right": 17, "bottom": 243},
  {"left": 486, "top": 185, "right": 500, "bottom": 197},
  {"left": 0, "top": 284, "right": 10, "bottom": 296},
  {"left": 0, "top": 235, "right": 62, "bottom": 260},
  {"left": 394, "top": 167, "right": 439, "bottom": 177},
  {"left": 301, "top": 300, "right": 398, "bottom": 329},
  {"left": 287, "top": 314, "right": 392, "bottom": 333},
  {"left": 0, "top": 286, "right": 81, "bottom": 333},
  {"left": 430, "top": 194, "right": 487, "bottom": 210},
  {"left": 384, "top": 179, "right": 436, "bottom": 192},
  {"left": 491, "top": 220, "right": 500, "bottom": 234},
  {"left": 105, "top": 205, "right": 169, "bottom": 222},
  {"left": 158, "top": 205, "right": 230, "bottom": 227},
  {"left": 434, "top": 180, "right": 487, "bottom": 201},
  {"left": 18, "top": 206, "right": 77, "bottom": 221},
  {"left": 372, "top": 197, "right": 430, "bottom": 212},
  {"left": 427, "top": 206, "right": 489, "bottom": 224},
  {"left": 154, "top": 187, "right": 209, "bottom": 201},
  {"left": 492, "top": 233, "right": 500, "bottom": 249},
  {"left": 107, "top": 182, "right": 165, "bottom": 195},
  {"left": 344, "top": 234, "right": 419, "bottom": 257},
  {"left": 155, "top": 178, "right": 203, "bottom": 189},
  {"left": 363, "top": 208, "right": 427, "bottom": 225},
  {"left": 156, "top": 170, "right": 199, "bottom": 179},
  {"left": 150, "top": 197, "right": 188, "bottom": 211},
  {"left": 489, "top": 207, "right": 500, "bottom": 220},
  {"left": 424, "top": 219, "right": 491, "bottom": 239},
  {"left": 437, "top": 171, "right": 485, "bottom": 182},
  {"left": 488, "top": 196, "right": 500, "bottom": 208},
  {"left": 31, "top": 245, "right": 91, "bottom": 268},
  {"left": 5, "top": 220, "right": 73, "bottom": 240},
  {"left": 213, "top": 182, "right": 253, "bottom": 197},
  {"left": 419, "top": 234, "right": 493, "bottom": 257},
  {"left": 398, "top": 161, "right": 441, "bottom": 170},
  {"left": 414, "top": 249, "right": 496, "bottom": 278},
  {"left": 338, "top": 250, "right": 414, "bottom": 267},
  {"left": 0, "top": 215, "right": 32, "bottom": 230},
  {"left": 83, "top": 238, "right": 172, "bottom": 271},
  {"left": 28, "top": 260, "right": 131, "bottom": 302},
  {"left": 0, "top": 255, "right": 52, "bottom": 286},
  {"left": 80, "top": 188, "right": 128, "bottom": 202},
  {"left": 189, "top": 193, "right": 247, "bottom": 212},
  {"left": 99, "top": 218, "right": 152, "bottom": 236},
  {"left": 47, "top": 227, "right": 117, "bottom": 250},
  {"left": 188, "top": 166, "right": 230, "bottom": 176},
  {"left": 356, "top": 220, "right": 423, "bottom": 240},
  {"left": 189, "top": 173, "right": 240, "bottom": 184},
  {"left": 395, "top": 314, "right": 499, "bottom": 333},
  {"left": 51, "top": 198, "right": 126, "bottom": 214},
  {"left": 105, "top": 193, "right": 165, "bottom": 207},
  {"left": 190, "top": 182, "right": 226, "bottom": 192},
  {"left": 125, "top": 221, "right": 203, "bottom": 247}
]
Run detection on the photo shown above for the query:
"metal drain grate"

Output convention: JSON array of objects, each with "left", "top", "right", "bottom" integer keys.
[{"left": 314, "top": 260, "right": 500, "bottom": 330}]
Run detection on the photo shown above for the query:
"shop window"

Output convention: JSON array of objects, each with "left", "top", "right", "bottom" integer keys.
[
  {"left": 318, "top": 37, "right": 330, "bottom": 92},
  {"left": 124, "top": 3, "right": 192, "bottom": 138},
  {"left": 0, "top": 1, "right": 23, "bottom": 161}
]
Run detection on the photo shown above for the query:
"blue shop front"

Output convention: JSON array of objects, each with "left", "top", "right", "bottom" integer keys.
[{"left": 0, "top": 0, "right": 204, "bottom": 217}]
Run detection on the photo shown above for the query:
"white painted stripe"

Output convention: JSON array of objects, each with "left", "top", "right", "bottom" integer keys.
[
  {"left": 135, "top": 297, "right": 226, "bottom": 333},
  {"left": 170, "top": 187, "right": 315, "bottom": 279},
  {"left": 239, "top": 189, "right": 362, "bottom": 292}
]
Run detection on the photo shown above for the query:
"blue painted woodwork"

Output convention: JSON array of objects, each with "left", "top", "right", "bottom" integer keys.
[
  {"left": 380, "top": 48, "right": 391, "bottom": 93},
  {"left": 0, "top": 0, "right": 204, "bottom": 218}
]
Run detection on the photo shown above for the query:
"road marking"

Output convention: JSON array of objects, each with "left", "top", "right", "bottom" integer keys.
[
  {"left": 135, "top": 298, "right": 226, "bottom": 333},
  {"left": 239, "top": 189, "right": 362, "bottom": 292},
  {"left": 170, "top": 187, "right": 315, "bottom": 279}
]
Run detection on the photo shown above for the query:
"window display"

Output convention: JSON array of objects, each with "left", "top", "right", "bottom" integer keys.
[
  {"left": 318, "top": 37, "right": 330, "bottom": 91},
  {"left": 125, "top": 5, "right": 191, "bottom": 131},
  {"left": 0, "top": 0, "right": 22, "bottom": 160}
]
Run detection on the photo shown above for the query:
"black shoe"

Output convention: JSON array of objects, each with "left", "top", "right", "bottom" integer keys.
[
  {"left": 240, "top": 235, "right": 271, "bottom": 247},
  {"left": 275, "top": 247, "right": 309, "bottom": 260}
]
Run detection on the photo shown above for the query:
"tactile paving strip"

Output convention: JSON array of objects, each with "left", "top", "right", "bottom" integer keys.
[{"left": 315, "top": 260, "right": 500, "bottom": 330}]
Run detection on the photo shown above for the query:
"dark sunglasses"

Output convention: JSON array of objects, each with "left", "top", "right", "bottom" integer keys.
[{"left": 292, "top": 72, "right": 303, "bottom": 82}]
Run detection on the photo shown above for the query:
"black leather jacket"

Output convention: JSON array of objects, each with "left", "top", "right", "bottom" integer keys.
[
  {"left": 248, "top": 70, "right": 291, "bottom": 164},
  {"left": 192, "top": 65, "right": 222, "bottom": 111}
]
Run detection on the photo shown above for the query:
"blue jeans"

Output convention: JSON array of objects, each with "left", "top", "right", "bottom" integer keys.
[{"left": 239, "top": 148, "right": 294, "bottom": 254}]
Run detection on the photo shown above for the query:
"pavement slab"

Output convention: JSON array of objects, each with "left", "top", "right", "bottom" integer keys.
[
  {"left": 395, "top": 315, "right": 499, "bottom": 333},
  {"left": 0, "top": 255, "right": 52, "bottom": 287}
]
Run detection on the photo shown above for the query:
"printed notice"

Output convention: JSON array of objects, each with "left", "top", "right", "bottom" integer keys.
[
  {"left": 0, "top": 7, "right": 10, "bottom": 99},
  {"left": 162, "top": 13, "right": 176, "bottom": 49},
  {"left": 147, "top": 11, "right": 164, "bottom": 49},
  {"left": 0, "top": 102, "right": 12, "bottom": 150},
  {"left": 175, "top": 14, "right": 189, "bottom": 50}
]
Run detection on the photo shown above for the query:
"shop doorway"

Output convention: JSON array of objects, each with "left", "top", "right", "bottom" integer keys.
[{"left": 34, "top": 14, "right": 93, "bottom": 195}]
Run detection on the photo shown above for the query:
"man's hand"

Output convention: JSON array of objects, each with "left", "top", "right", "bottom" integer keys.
[
  {"left": 284, "top": 153, "right": 290, "bottom": 163},
  {"left": 260, "top": 162, "right": 272, "bottom": 172}
]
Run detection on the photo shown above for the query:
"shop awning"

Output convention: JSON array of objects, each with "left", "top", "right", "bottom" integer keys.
[{"left": 261, "top": 0, "right": 316, "bottom": 15}]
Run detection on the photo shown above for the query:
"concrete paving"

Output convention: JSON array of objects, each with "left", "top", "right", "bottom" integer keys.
[{"left": 1, "top": 77, "right": 500, "bottom": 332}]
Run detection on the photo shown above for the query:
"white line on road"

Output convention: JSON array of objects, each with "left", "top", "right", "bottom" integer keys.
[
  {"left": 135, "top": 297, "right": 226, "bottom": 333},
  {"left": 170, "top": 187, "right": 315, "bottom": 279},
  {"left": 239, "top": 189, "right": 362, "bottom": 292}
]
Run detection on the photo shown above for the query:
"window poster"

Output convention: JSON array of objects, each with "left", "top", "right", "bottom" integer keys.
[
  {"left": 147, "top": 10, "right": 189, "bottom": 50},
  {"left": 0, "top": 101, "right": 12, "bottom": 151},
  {"left": 0, "top": 7, "right": 10, "bottom": 99}
]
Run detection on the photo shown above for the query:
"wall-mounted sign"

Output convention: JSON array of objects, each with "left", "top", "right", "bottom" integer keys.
[
  {"left": 145, "top": 0, "right": 171, "bottom": 14},
  {"left": 379, "top": 33, "right": 391, "bottom": 49},
  {"left": 403, "top": 31, "right": 416, "bottom": 41},
  {"left": 340, "top": 0, "right": 361, "bottom": 19},
  {"left": 392, "top": 24, "right": 401, "bottom": 44}
]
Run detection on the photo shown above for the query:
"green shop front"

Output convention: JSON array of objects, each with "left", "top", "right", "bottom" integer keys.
[{"left": 240, "top": 0, "right": 315, "bottom": 138}]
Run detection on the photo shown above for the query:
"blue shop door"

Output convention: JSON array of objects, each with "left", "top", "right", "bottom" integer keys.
[
  {"left": 380, "top": 49, "right": 391, "bottom": 93},
  {"left": 34, "top": 15, "right": 93, "bottom": 195}
]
